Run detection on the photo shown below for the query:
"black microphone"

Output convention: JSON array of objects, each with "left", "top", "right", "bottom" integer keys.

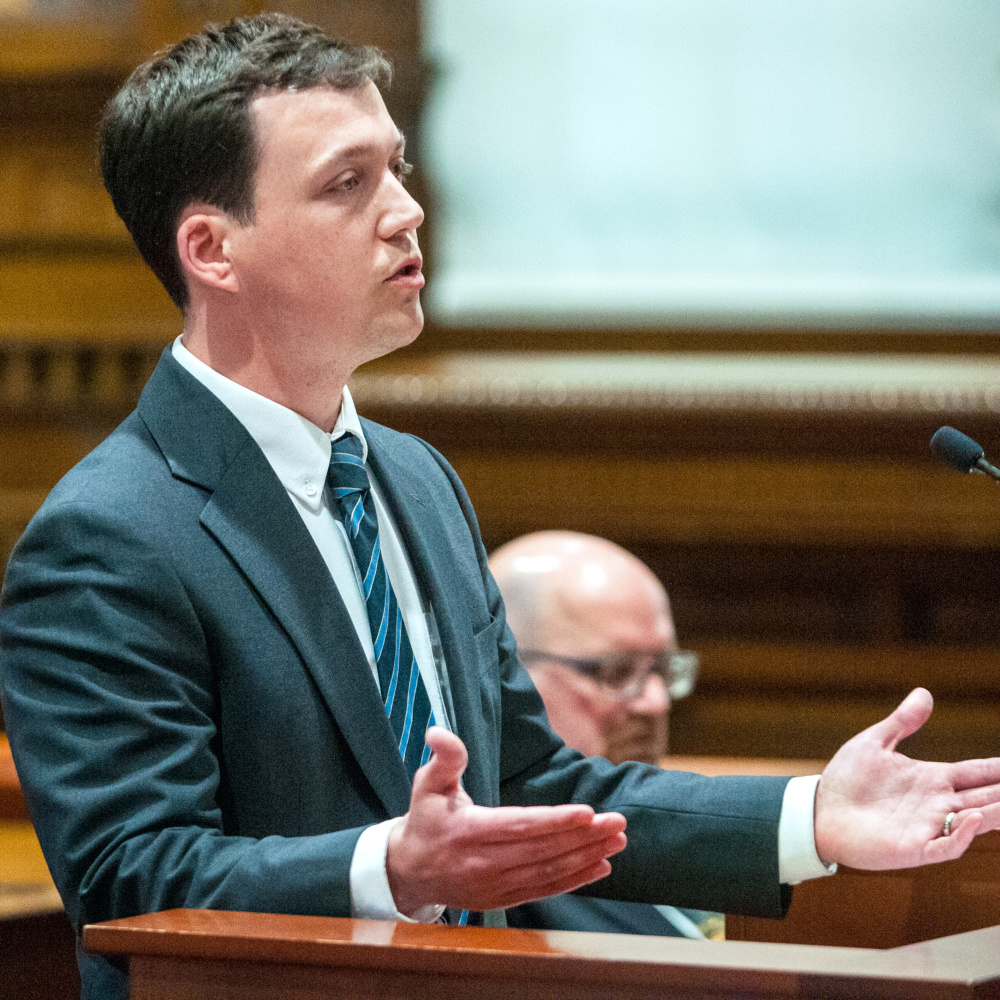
[{"left": 930, "top": 426, "right": 1000, "bottom": 481}]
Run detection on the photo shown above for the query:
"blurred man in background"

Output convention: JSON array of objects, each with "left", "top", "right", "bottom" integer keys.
[
  {"left": 490, "top": 531, "right": 716, "bottom": 938},
  {"left": 490, "top": 530, "right": 696, "bottom": 767}
]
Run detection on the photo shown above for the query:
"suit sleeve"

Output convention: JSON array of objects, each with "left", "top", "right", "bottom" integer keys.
[
  {"left": 415, "top": 437, "right": 792, "bottom": 919},
  {"left": 0, "top": 499, "right": 364, "bottom": 932}
]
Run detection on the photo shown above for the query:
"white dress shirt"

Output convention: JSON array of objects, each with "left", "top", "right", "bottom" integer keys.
[
  {"left": 172, "top": 335, "right": 833, "bottom": 923},
  {"left": 172, "top": 337, "right": 444, "bottom": 921}
]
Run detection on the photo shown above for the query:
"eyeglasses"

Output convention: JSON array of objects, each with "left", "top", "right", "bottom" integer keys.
[{"left": 518, "top": 648, "right": 699, "bottom": 703}]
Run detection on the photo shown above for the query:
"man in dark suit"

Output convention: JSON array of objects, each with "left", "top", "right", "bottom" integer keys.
[
  {"left": 492, "top": 531, "right": 716, "bottom": 938},
  {"left": 1, "top": 15, "right": 998, "bottom": 1000}
]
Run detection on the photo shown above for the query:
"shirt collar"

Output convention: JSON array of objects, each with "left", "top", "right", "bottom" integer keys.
[{"left": 171, "top": 335, "right": 367, "bottom": 512}]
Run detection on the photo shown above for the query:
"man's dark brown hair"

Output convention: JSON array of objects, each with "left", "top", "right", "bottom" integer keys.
[{"left": 100, "top": 13, "right": 390, "bottom": 309}]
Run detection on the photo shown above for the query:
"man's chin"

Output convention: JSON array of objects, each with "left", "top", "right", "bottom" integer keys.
[
  {"left": 399, "top": 304, "right": 424, "bottom": 347},
  {"left": 604, "top": 720, "right": 668, "bottom": 766},
  {"left": 362, "top": 307, "right": 424, "bottom": 364}
]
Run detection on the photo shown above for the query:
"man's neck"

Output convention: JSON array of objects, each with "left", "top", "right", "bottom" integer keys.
[{"left": 181, "top": 321, "right": 351, "bottom": 434}]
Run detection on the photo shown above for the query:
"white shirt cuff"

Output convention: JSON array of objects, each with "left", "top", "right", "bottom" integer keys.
[
  {"left": 777, "top": 775, "right": 838, "bottom": 885},
  {"left": 350, "top": 817, "right": 446, "bottom": 923}
]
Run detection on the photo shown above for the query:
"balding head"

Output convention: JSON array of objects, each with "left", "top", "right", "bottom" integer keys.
[{"left": 490, "top": 532, "right": 674, "bottom": 765}]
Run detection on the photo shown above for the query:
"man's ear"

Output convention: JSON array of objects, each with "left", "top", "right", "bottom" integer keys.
[{"left": 176, "top": 205, "right": 240, "bottom": 295}]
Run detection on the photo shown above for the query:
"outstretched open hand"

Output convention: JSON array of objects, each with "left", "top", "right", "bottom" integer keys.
[
  {"left": 814, "top": 688, "right": 1000, "bottom": 869},
  {"left": 386, "top": 727, "right": 627, "bottom": 916}
]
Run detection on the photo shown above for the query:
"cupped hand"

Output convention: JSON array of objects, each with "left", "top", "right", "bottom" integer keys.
[
  {"left": 814, "top": 688, "right": 1000, "bottom": 869},
  {"left": 386, "top": 727, "right": 627, "bottom": 916}
]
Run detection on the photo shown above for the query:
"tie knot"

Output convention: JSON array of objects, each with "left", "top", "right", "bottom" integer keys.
[{"left": 328, "top": 433, "right": 370, "bottom": 500}]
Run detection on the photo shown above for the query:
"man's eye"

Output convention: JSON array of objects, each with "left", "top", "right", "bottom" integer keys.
[
  {"left": 327, "top": 174, "right": 360, "bottom": 193},
  {"left": 393, "top": 160, "right": 414, "bottom": 184},
  {"left": 598, "top": 659, "right": 634, "bottom": 689}
]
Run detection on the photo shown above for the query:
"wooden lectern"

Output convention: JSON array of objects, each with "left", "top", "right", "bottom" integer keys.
[{"left": 84, "top": 909, "right": 1000, "bottom": 1000}]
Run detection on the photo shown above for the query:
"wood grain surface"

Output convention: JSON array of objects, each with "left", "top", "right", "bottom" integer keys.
[{"left": 83, "top": 909, "right": 1000, "bottom": 1000}]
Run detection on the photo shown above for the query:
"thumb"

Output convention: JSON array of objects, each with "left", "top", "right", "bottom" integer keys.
[
  {"left": 869, "top": 687, "right": 933, "bottom": 752},
  {"left": 411, "top": 726, "right": 468, "bottom": 798}
]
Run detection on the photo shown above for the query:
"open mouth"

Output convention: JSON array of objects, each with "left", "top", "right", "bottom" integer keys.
[{"left": 388, "top": 255, "right": 423, "bottom": 282}]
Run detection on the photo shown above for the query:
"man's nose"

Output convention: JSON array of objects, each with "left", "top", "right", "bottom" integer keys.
[
  {"left": 628, "top": 673, "right": 670, "bottom": 716},
  {"left": 380, "top": 174, "right": 425, "bottom": 237}
]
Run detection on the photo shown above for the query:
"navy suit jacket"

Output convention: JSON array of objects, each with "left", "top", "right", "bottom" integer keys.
[
  {"left": 0, "top": 352, "right": 790, "bottom": 997},
  {"left": 507, "top": 896, "right": 699, "bottom": 937}
]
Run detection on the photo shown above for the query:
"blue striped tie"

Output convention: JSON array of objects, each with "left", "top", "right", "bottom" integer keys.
[{"left": 327, "top": 433, "right": 435, "bottom": 781}]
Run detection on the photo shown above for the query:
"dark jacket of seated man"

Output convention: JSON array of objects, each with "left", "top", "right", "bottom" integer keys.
[{"left": 507, "top": 894, "right": 715, "bottom": 938}]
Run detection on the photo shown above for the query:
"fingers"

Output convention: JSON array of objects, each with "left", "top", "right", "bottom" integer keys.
[
  {"left": 949, "top": 759, "right": 1000, "bottom": 792},
  {"left": 501, "top": 860, "right": 615, "bottom": 910},
  {"left": 413, "top": 727, "right": 468, "bottom": 797},
  {"left": 968, "top": 801, "right": 1000, "bottom": 833},
  {"left": 867, "top": 687, "right": 933, "bottom": 752},
  {"left": 461, "top": 804, "right": 625, "bottom": 845},
  {"left": 952, "top": 781, "right": 1000, "bottom": 811},
  {"left": 922, "top": 811, "right": 982, "bottom": 864},
  {"left": 460, "top": 832, "right": 625, "bottom": 910},
  {"left": 477, "top": 821, "right": 627, "bottom": 874}
]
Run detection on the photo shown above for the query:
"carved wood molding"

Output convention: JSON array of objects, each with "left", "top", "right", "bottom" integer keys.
[
  {"left": 7, "top": 344, "right": 995, "bottom": 420},
  {"left": 353, "top": 351, "right": 1000, "bottom": 417},
  {"left": 0, "top": 340, "right": 164, "bottom": 413}
]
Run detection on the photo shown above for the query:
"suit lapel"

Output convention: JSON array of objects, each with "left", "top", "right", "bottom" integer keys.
[
  {"left": 364, "top": 427, "right": 491, "bottom": 807},
  {"left": 140, "top": 352, "right": 411, "bottom": 819}
]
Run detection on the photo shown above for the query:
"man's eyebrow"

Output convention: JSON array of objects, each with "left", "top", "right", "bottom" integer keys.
[{"left": 316, "top": 134, "right": 406, "bottom": 171}]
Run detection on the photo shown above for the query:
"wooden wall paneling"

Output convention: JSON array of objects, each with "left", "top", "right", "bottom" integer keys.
[
  {"left": 0, "top": 21, "right": 137, "bottom": 77},
  {"left": 0, "top": 75, "right": 120, "bottom": 131},
  {"left": 670, "top": 640, "right": 1000, "bottom": 760},
  {"left": 0, "top": 414, "right": 100, "bottom": 599},
  {"left": 136, "top": 0, "right": 261, "bottom": 58},
  {"left": 133, "top": 0, "right": 422, "bottom": 68},
  {"left": 0, "top": 256, "right": 179, "bottom": 342},
  {"left": 0, "top": 142, "right": 128, "bottom": 244},
  {"left": 440, "top": 451, "right": 1000, "bottom": 549},
  {"left": 668, "top": 689, "right": 999, "bottom": 762},
  {"left": 665, "top": 642, "right": 1000, "bottom": 760},
  {"left": 692, "top": 641, "right": 1000, "bottom": 699},
  {"left": 0, "top": 426, "right": 101, "bottom": 488},
  {"left": 632, "top": 542, "right": 1000, "bottom": 649},
  {"left": 0, "top": 414, "right": 138, "bottom": 560},
  {"left": 0, "top": 48, "right": 180, "bottom": 350}
]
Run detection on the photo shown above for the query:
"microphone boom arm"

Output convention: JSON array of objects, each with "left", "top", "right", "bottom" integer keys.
[{"left": 974, "top": 456, "right": 1000, "bottom": 481}]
